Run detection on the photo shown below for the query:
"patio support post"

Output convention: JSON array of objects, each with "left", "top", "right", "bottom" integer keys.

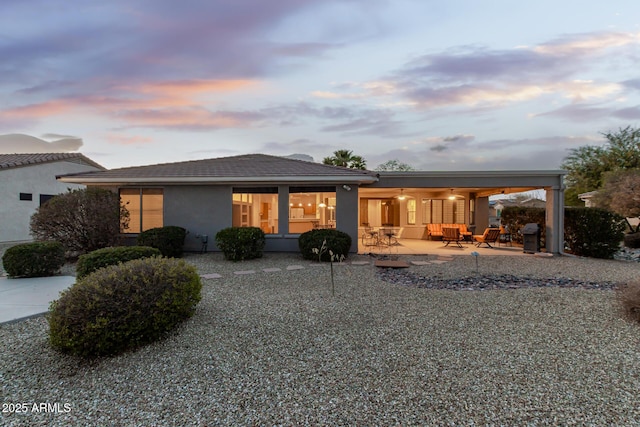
[
  {"left": 336, "top": 184, "right": 359, "bottom": 253},
  {"left": 278, "top": 185, "right": 290, "bottom": 236},
  {"left": 545, "top": 186, "right": 564, "bottom": 254}
]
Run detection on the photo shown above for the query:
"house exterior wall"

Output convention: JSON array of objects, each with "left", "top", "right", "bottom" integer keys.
[
  {"left": 163, "top": 186, "right": 232, "bottom": 252},
  {"left": 0, "top": 161, "right": 100, "bottom": 242},
  {"left": 159, "top": 184, "right": 360, "bottom": 253}
]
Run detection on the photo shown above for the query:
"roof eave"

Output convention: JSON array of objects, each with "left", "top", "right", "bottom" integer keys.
[{"left": 57, "top": 175, "right": 378, "bottom": 185}]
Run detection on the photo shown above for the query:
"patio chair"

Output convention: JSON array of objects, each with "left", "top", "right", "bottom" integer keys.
[
  {"left": 361, "top": 226, "right": 379, "bottom": 247},
  {"left": 442, "top": 227, "right": 464, "bottom": 248},
  {"left": 473, "top": 228, "right": 502, "bottom": 248}
]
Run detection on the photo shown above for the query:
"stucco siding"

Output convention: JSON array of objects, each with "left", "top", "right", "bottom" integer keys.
[
  {"left": 0, "top": 161, "right": 100, "bottom": 242},
  {"left": 163, "top": 186, "right": 232, "bottom": 252}
]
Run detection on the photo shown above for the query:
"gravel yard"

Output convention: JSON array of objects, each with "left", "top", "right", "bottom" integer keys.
[{"left": 1, "top": 252, "right": 640, "bottom": 426}]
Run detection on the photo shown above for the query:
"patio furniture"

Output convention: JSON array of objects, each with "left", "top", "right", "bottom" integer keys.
[
  {"left": 379, "top": 227, "right": 399, "bottom": 246},
  {"left": 442, "top": 227, "right": 464, "bottom": 248},
  {"left": 361, "top": 226, "right": 379, "bottom": 247},
  {"left": 473, "top": 228, "right": 502, "bottom": 248},
  {"left": 426, "top": 223, "right": 472, "bottom": 240},
  {"left": 499, "top": 225, "right": 512, "bottom": 246}
]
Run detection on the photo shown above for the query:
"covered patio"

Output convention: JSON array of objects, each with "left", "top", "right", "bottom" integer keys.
[
  {"left": 357, "top": 169, "right": 566, "bottom": 254},
  {"left": 357, "top": 235, "right": 530, "bottom": 257}
]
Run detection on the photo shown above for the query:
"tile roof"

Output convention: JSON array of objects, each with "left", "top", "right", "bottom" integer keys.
[
  {"left": 0, "top": 153, "right": 104, "bottom": 170},
  {"left": 58, "top": 154, "right": 378, "bottom": 184}
]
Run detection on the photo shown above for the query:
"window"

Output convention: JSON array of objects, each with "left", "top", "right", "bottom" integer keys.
[
  {"left": 40, "top": 194, "right": 55, "bottom": 206},
  {"left": 421, "top": 198, "right": 465, "bottom": 223},
  {"left": 232, "top": 187, "right": 278, "bottom": 234},
  {"left": 289, "top": 186, "right": 336, "bottom": 233},
  {"left": 19, "top": 192, "right": 32, "bottom": 201},
  {"left": 407, "top": 199, "right": 416, "bottom": 225},
  {"left": 120, "top": 188, "right": 163, "bottom": 233}
]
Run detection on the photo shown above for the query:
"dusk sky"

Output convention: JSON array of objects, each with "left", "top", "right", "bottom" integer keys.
[{"left": 1, "top": 0, "right": 639, "bottom": 170}]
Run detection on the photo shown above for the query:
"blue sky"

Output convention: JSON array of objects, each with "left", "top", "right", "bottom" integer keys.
[{"left": 1, "top": 0, "right": 639, "bottom": 170}]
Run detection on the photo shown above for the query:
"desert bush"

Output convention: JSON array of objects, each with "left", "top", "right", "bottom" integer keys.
[
  {"left": 564, "top": 207, "right": 625, "bottom": 259},
  {"left": 299, "top": 229, "right": 351, "bottom": 261},
  {"left": 76, "top": 246, "right": 162, "bottom": 279},
  {"left": 30, "top": 187, "right": 128, "bottom": 256},
  {"left": 215, "top": 226, "right": 265, "bottom": 261},
  {"left": 2, "top": 241, "right": 65, "bottom": 278},
  {"left": 48, "top": 257, "right": 202, "bottom": 358},
  {"left": 137, "top": 226, "right": 187, "bottom": 258},
  {"left": 500, "top": 206, "right": 546, "bottom": 245},
  {"left": 623, "top": 232, "right": 640, "bottom": 249},
  {"left": 618, "top": 280, "right": 640, "bottom": 324}
]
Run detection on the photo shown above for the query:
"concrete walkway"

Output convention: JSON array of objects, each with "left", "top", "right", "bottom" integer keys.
[{"left": 0, "top": 275, "right": 76, "bottom": 324}]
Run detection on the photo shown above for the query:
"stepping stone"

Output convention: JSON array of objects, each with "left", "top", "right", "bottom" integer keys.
[
  {"left": 351, "top": 261, "right": 370, "bottom": 265},
  {"left": 201, "top": 273, "right": 222, "bottom": 279},
  {"left": 286, "top": 265, "right": 305, "bottom": 270},
  {"left": 262, "top": 268, "right": 282, "bottom": 273},
  {"left": 375, "top": 260, "right": 410, "bottom": 268},
  {"left": 429, "top": 260, "right": 449, "bottom": 264},
  {"left": 410, "top": 261, "right": 430, "bottom": 266},
  {"left": 234, "top": 270, "right": 256, "bottom": 275}
]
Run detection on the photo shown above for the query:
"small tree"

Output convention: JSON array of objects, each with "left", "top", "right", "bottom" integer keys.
[
  {"left": 594, "top": 169, "right": 640, "bottom": 233},
  {"left": 375, "top": 159, "right": 415, "bottom": 171},
  {"left": 30, "top": 187, "right": 129, "bottom": 256}
]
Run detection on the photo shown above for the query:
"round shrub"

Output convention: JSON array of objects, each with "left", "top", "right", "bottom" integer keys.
[
  {"left": 564, "top": 207, "right": 625, "bottom": 259},
  {"left": 137, "top": 226, "right": 187, "bottom": 258},
  {"left": 624, "top": 232, "right": 640, "bottom": 249},
  {"left": 215, "top": 226, "right": 265, "bottom": 261},
  {"left": 299, "top": 229, "right": 352, "bottom": 262},
  {"left": 48, "top": 256, "right": 202, "bottom": 358},
  {"left": 76, "top": 246, "right": 162, "bottom": 279},
  {"left": 2, "top": 241, "right": 65, "bottom": 278}
]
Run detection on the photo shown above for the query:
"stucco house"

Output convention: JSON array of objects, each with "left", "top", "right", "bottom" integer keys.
[
  {"left": 58, "top": 154, "right": 566, "bottom": 254},
  {"left": 0, "top": 153, "right": 105, "bottom": 242}
]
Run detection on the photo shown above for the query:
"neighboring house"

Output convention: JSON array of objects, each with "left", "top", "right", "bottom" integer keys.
[
  {"left": 58, "top": 154, "right": 567, "bottom": 254},
  {"left": 0, "top": 153, "right": 105, "bottom": 242},
  {"left": 578, "top": 191, "right": 598, "bottom": 207}
]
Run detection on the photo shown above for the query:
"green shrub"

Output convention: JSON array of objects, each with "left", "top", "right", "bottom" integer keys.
[
  {"left": 564, "top": 207, "right": 625, "bottom": 259},
  {"left": 500, "top": 206, "right": 546, "bottom": 245},
  {"left": 48, "top": 257, "right": 202, "bottom": 358},
  {"left": 624, "top": 232, "right": 640, "bottom": 249},
  {"left": 76, "top": 246, "right": 162, "bottom": 279},
  {"left": 215, "top": 226, "right": 265, "bottom": 261},
  {"left": 137, "top": 226, "right": 187, "bottom": 258},
  {"left": 299, "top": 229, "right": 352, "bottom": 262},
  {"left": 2, "top": 241, "right": 65, "bottom": 278}
]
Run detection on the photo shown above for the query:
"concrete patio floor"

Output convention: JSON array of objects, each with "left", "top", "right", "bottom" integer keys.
[{"left": 358, "top": 237, "right": 534, "bottom": 257}]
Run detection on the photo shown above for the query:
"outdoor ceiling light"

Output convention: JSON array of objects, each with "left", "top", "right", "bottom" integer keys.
[
  {"left": 342, "top": 184, "right": 351, "bottom": 191},
  {"left": 448, "top": 189, "right": 457, "bottom": 200},
  {"left": 397, "top": 189, "right": 406, "bottom": 200}
]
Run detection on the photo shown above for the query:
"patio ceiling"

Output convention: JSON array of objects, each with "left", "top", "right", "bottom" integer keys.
[{"left": 359, "top": 186, "right": 541, "bottom": 199}]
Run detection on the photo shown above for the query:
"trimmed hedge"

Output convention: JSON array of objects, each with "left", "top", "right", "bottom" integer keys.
[
  {"left": 137, "top": 226, "right": 187, "bottom": 258},
  {"left": 500, "top": 206, "right": 546, "bottom": 245},
  {"left": 299, "top": 229, "right": 352, "bottom": 262},
  {"left": 76, "top": 246, "right": 162, "bottom": 279},
  {"left": 48, "top": 257, "right": 202, "bottom": 358},
  {"left": 2, "top": 241, "right": 65, "bottom": 278},
  {"left": 215, "top": 226, "right": 265, "bottom": 261},
  {"left": 564, "top": 207, "right": 625, "bottom": 259}
]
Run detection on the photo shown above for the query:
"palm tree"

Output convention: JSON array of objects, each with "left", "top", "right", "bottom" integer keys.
[{"left": 322, "top": 150, "right": 367, "bottom": 170}]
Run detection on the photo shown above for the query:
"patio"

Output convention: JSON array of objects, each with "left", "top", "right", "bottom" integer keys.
[{"left": 358, "top": 236, "right": 531, "bottom": 257}]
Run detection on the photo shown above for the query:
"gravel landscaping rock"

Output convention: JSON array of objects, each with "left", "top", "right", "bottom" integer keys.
[{"left": 1, "top": 251, "right": 639, "bottom": 426}]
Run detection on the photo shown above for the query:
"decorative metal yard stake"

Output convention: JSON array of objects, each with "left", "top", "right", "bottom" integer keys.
[
  {"left": 312, "top": 239, "right": 344, "bottom": 296},
  {"left": 471, "top": 251, "right": 479, "bottom": 275}
]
